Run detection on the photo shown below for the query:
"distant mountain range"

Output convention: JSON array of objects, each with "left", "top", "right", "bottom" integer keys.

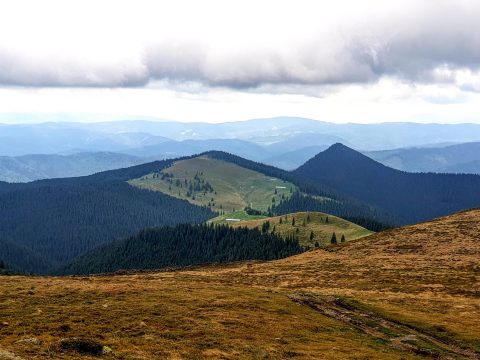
[
  {"left": 3, "top": 117, "right": 480, "bottom": 154},
  {"left": 2, "top": 118, "right": 480, "bottom": 181},
  {"left": 0, "top": 152, "right": 145, "bottom": 182},
  {"left": 365, "top": 142, "right": 480, "bottom": 174}
]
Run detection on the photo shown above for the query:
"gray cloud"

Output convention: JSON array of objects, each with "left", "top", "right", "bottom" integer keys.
[
  {"left": 1, "top": 1, "right": 480, "bottom": 91},
  {"left": 0, "top": 49, "right": 149, "bottom": 87}
]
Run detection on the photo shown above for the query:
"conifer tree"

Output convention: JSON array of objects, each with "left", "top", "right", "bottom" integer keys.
[
  {"left": 341, "top": 234, "right": 346, "bottom": 243},
  {"left": 330, "top": 232, "right": 337, "bottom": 244}
]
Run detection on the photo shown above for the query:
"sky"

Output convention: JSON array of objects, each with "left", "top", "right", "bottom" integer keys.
[{"left": 1, "top": 0, "right": 480, "bottom": 124}]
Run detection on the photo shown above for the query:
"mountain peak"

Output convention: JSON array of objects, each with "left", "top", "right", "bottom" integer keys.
[
  {"left": 325, "top": 142, "right": 354, "bottom": 152},
  {"left": 313, "top": 143, "right": 372, "bottom": 164}
]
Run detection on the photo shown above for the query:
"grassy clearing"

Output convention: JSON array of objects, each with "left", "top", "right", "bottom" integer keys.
[
  {"left": 129, "top": 155, "right": 296, "bottom": 214},
  {"left": 208, "top": 210, "right": 268, "bottom": 224},
  {"left": 223, "top": 211, "right": 373, "bottom": 247}
]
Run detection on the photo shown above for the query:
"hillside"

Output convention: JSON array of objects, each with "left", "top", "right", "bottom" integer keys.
[
  {"left": 60, "top": 224, "right": 302, "bottom": 275},
  {"left": 1, "top": 210, "right": 478, "bottom": 359},
  {"left": 214, "top": 211, "right": 373, "bottom": 247},
  {"left": 0, "top": 158, "right": 214, "bottom": 273},
  {"left": 294, "top": 143, "right": 480, "bottom": 224},
  {"left": 0, "top": 150, "right": 390, "bottom": 275},
  {"left": 130, "top": 155, "right": 296, "bottom": 214}
]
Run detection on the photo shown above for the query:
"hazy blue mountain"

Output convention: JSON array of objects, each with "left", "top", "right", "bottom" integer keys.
[
  {"left": 263, "top": 145, "right": 329, "bottom": 170},
  {"left": 0, "top": 122, "right": 171, "bottom": 156},
  {"left": 440, "top": 160, "right": 480, "bottom": 174},
  {"left": 366, "top": 142, "right": 480, "bottom": 174},
  {"left": 80, "top": 118, "right": 480, "bottom": 150},
  {"left": 3, "top": 118, "right": 480, "bottom": 157},
  {"left": 128, "top": 138, "right": 271, "bottom": 161},
  {"left": 0, "top": 152, "right": 145, "bottom": 182},
  {"left": 265, "top": 133, "right": 346, "bottom": 153}
]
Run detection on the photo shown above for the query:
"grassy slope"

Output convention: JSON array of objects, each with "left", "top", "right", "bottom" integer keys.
[
  {"left": 215, "top": 211, "right": 373, "bottom": 247},
  {"left": 129, "top": 155, "right": 296, "bottom": 214},
  {"left": 1, "top": 210, "right": 479, "bottom": 359}
]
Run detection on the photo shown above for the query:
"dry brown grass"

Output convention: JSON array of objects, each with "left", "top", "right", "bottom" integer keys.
[{"left": 1, "top": 210, "right": 479, "bottom": 359}]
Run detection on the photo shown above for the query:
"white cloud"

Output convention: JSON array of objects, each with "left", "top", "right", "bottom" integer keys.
[
  {"left": 1, "top": 0, "right": 480, "bottom": 90},
  {"left": 1, "top": 0, "right": 480, "bottom": 123}
]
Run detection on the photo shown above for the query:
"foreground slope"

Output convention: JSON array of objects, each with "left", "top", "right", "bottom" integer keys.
[
  {"left": 295, "top": 143, "right": 480, "bottom": 224},
  {"left": 1, "top": 210, "right": 478, "bottom": 359}
]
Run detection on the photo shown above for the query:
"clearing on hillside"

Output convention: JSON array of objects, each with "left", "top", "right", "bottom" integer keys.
[
  {"left": 216, "top": 211, "right": 373, "bottom": 247},
  {"left": 129, "top": 155, "right": 296, "bottom": 214}
]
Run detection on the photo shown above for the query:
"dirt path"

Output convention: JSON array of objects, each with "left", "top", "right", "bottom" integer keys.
[{"left": 288, "top": 293, "right": 479, "bottom": 359}]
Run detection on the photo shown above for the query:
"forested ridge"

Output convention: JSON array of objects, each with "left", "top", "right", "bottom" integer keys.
[
  {"left": 3, "top": 146, "right": 480, "bottom": 275},
  {"left": 205, "top": 151, "right": 394, "bottom": 225},
  {"left": 294, "top": 144, "right": 480, "bottom": 224},
  {"left": 60, "top": 223, "right": 303, "bottom": 275},
  {"left": 0, "top": 157, "right": 215, "bottom": 273}
]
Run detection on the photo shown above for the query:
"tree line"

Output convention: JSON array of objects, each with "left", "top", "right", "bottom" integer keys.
[{"left": 60, "top": 223, "right": 303, "bottom": 275}]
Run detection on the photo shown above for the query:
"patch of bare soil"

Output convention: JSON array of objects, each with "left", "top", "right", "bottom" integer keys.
[{"left": 289, "top": 292, "right": 479, "bottom": 359}]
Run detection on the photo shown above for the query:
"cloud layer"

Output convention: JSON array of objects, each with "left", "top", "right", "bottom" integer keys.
[{"left": 1, "top": 0, "right": 480, "bottom": 91}]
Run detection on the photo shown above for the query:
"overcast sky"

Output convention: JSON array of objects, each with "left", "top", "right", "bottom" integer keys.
[{"left": 1, "top": 0, "right": 480, "bottom": 123}]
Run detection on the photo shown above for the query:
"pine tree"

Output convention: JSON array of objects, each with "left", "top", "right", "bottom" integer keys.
[
  {"left": 330, "top": 232, "right": 337, "bottom": 244},
  {"left": 310, "top": 231, "right": 314, "bottom": 241},
  {"left": 292, "top": 217, "right": 295, "bottom": 226},
  {"left": 314, "top": 241, "right": 319, "bottom": 248},
  {"left": 341, "top": 234, "right": 346, "bottom": 243},
  {"left": 326, "top": 216, "right": 329, "bottom": 223}
]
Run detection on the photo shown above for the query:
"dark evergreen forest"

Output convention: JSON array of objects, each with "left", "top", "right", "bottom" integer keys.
[
  {"left": 294, "top": 144, "right": 480, "bottom": 224},
  {"left": 60, "top": 223, "right": 303, "bottom": 275},
  {"left": 0, "top": 158, "right": 215, "bottom": 273}
]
